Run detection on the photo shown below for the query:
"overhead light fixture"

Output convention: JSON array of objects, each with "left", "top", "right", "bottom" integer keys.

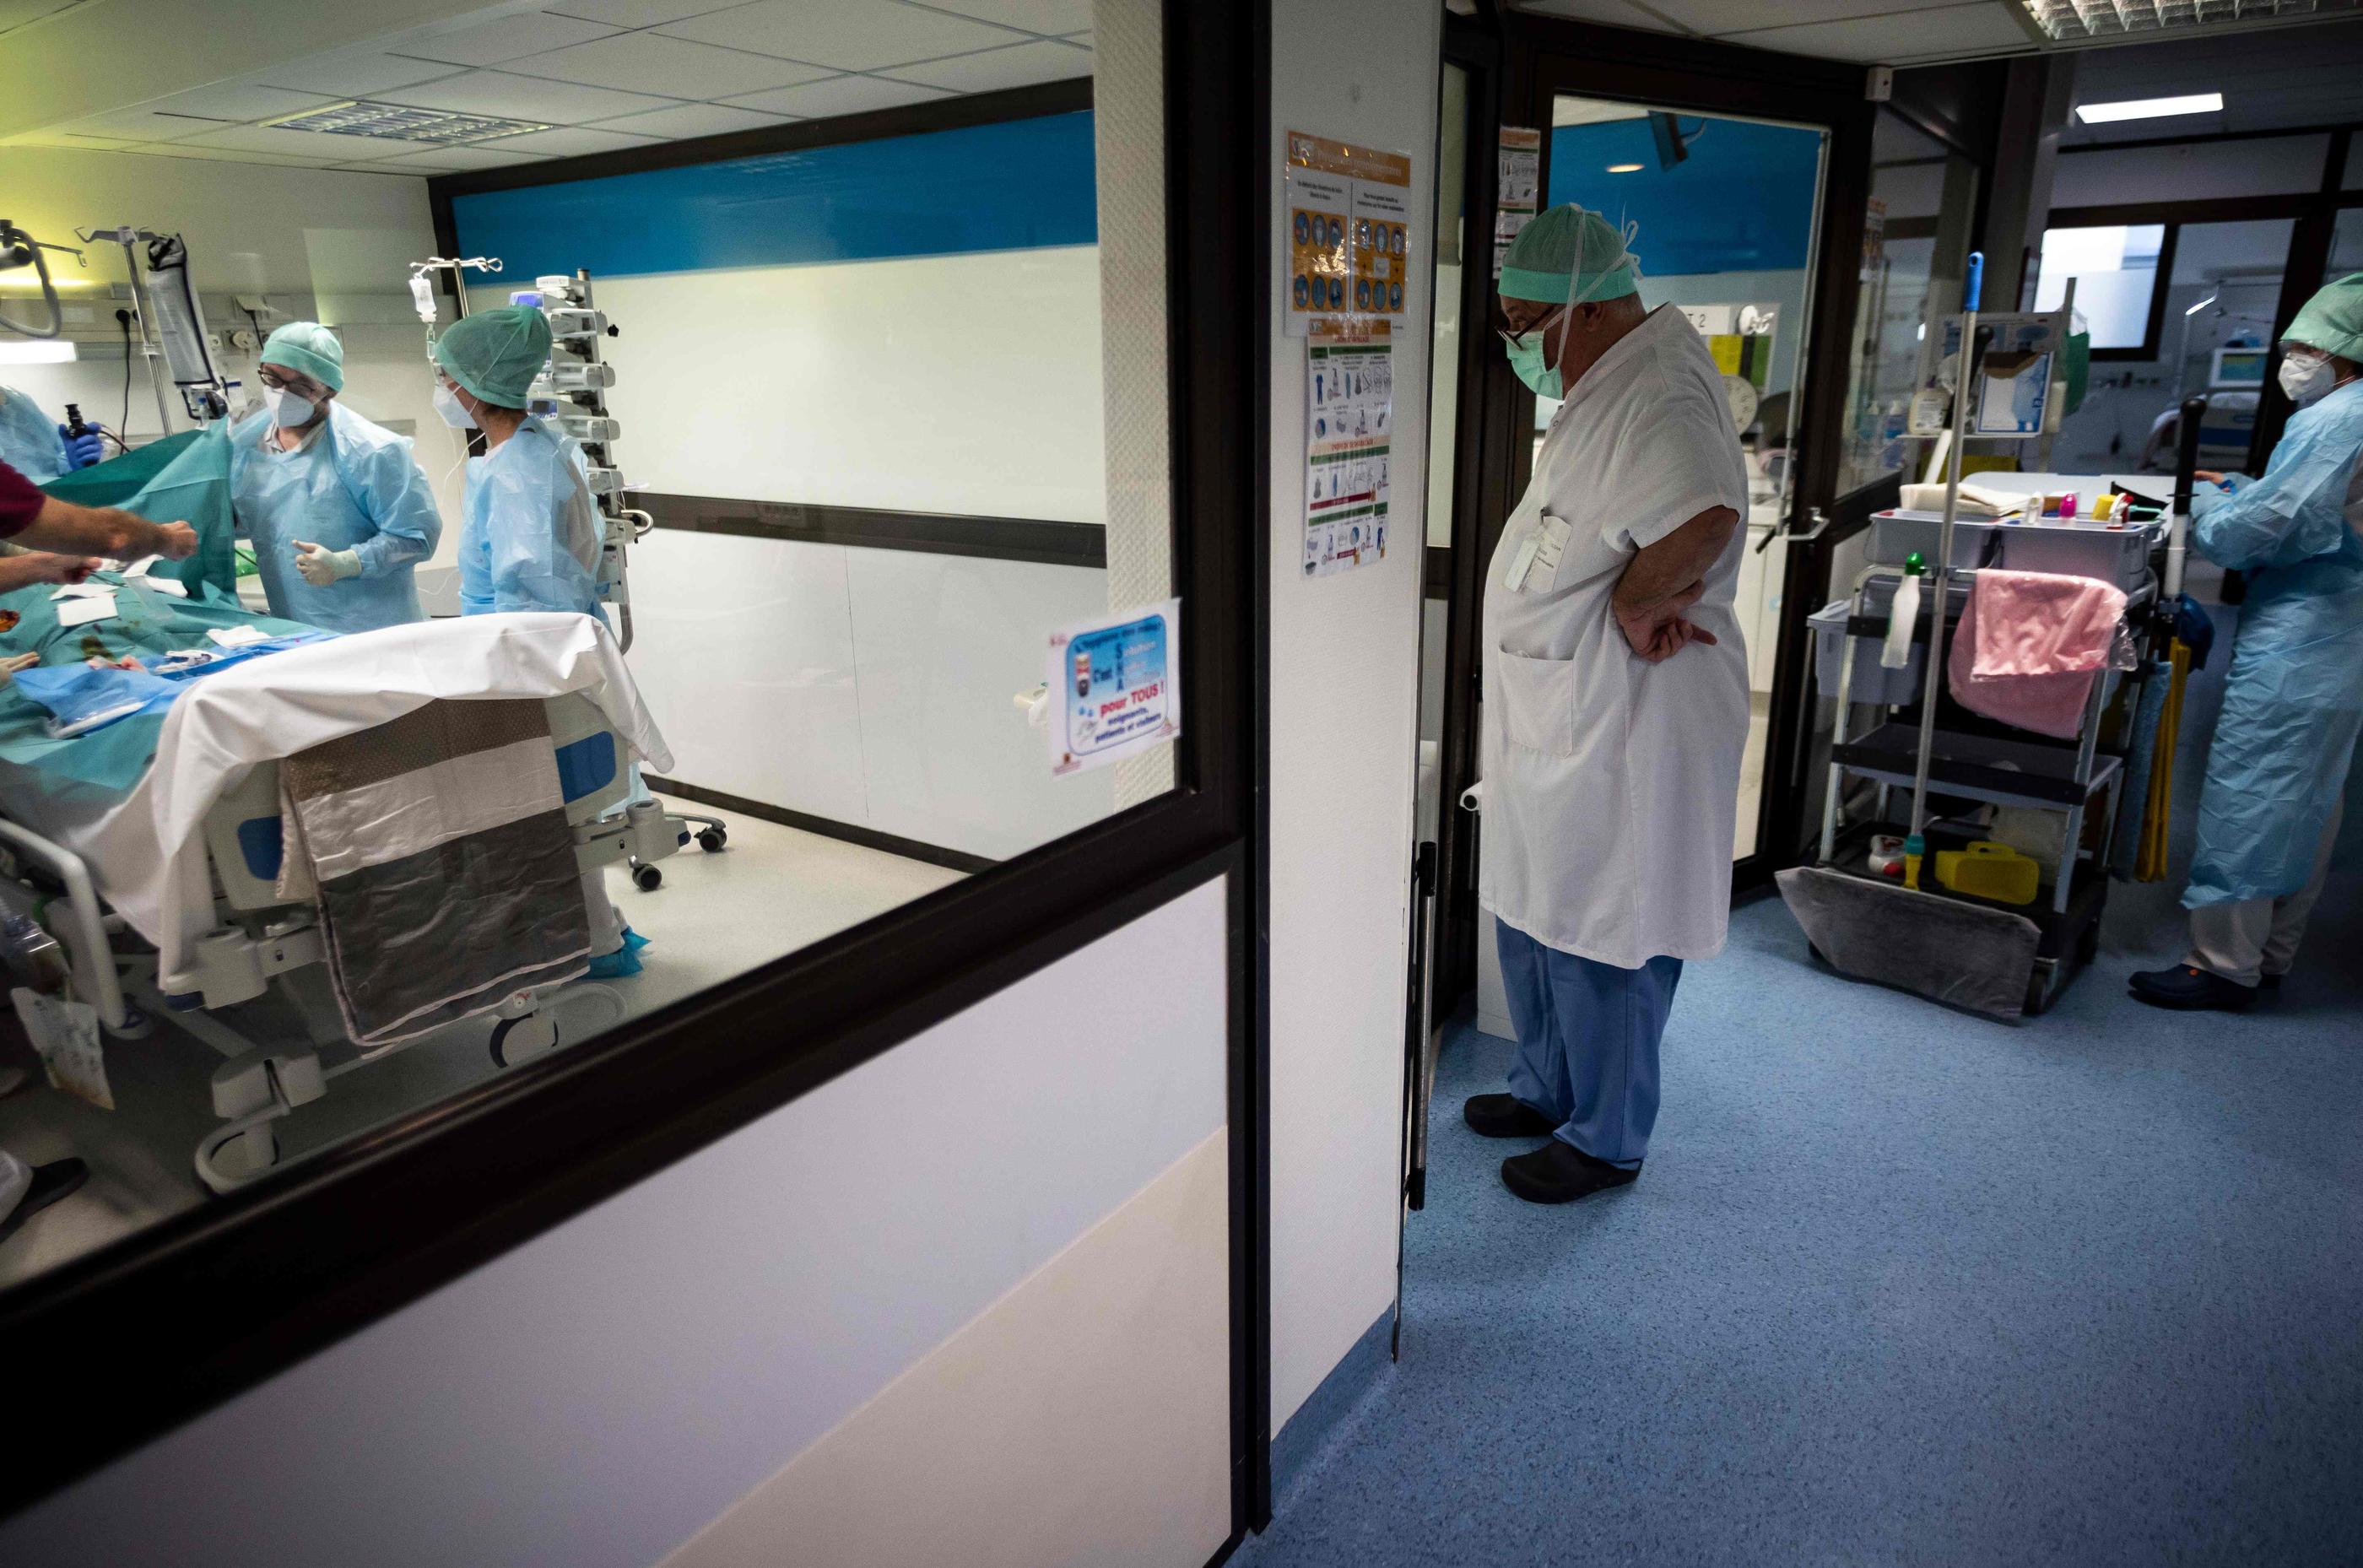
[
  {"left": 2024, "top": 0, "right": 2361, "bottom": 41},
  {"left": 2075, "top": 93, "right": 2224, "bottom": 125},
  {"left": 1606, "top": 162, "right": 1643, "bottom": 173},
  {"left": 0, "top": 339, "right": 78, "bottom": 365},
  {"left": 261, "top": 100, "right": 554, "bottom": 145}
]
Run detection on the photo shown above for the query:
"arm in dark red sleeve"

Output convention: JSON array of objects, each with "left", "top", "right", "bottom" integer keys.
[{"left": 0, "top": 461, "right": 45, "bottom": 538}]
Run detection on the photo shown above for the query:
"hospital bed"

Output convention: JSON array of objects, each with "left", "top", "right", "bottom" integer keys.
[{"left": 0, "top": 611, "right": 710, "bottom": 1192}]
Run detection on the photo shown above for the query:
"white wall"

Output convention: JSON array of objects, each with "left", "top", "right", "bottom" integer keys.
[
  {"left": 628, "top": 529, "right": 1117, "bottom": 859},
  {"left": 475, "top": 246, "right": 1106, "bottom": 525},
  {"left": 0, "top": 877, "right": 1234, "bottom": 1568},
  {"left": 2051, "top": 135, "right": 2333, "bottom": 207},
  {"left": 1266, "top": 0, "right": 1437, "bottom": 1432},
  {"left": 0, "top": 144, "right": 462, "bottom": 547}
]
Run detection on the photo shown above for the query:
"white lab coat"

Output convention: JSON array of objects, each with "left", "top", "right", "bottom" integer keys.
[{"left": 1479, "top": 304, "right": 1751, "bottom": 969}]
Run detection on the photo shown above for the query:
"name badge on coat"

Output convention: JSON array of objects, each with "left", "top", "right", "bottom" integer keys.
[{"left": 1506, "top": 512, "right": 1573, "bottom": 593}]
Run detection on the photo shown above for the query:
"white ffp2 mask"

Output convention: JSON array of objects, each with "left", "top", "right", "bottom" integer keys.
[
  {"left": 433, "top": 382, "right": 478, "bottom": 430},
  {"left": 2279, "top": 349, "right": 2335, "bottom": 405},
  {"left": 270, "top": 388, "right": 317, "bottom": 427}
]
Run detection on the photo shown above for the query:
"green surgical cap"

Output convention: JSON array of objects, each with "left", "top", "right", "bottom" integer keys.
[
  {"left": 2284, "top": 272, "right": 2363, "bottom": 362},
  {"left": 1499, "top": 203, "right": 1640, "bottom": 307},
  {"left": 260, "top": 321, "right": 344, "bottom": 393},
  {"left": 435, "top": 305, "right": 552, "bottom": 408}
]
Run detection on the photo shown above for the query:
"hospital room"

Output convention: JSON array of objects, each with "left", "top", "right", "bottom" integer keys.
[{"left": 0, "top": 0, "right": 1147, "bottom": 1288}]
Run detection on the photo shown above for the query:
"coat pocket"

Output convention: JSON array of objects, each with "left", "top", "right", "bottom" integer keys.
[{"left": 1495, "top": 647, "right": 1576, "bottom": 757}]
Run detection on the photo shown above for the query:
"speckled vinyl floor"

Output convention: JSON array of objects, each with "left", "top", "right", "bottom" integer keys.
[{"left": 1237, "top": 624, "right": 2363, "bottom": 1565}]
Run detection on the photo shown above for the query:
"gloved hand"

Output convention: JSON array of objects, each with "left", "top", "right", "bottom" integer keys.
[
  {"left": 57, "top": 424, "right": 105, "bottom": 471},
  {"left": 293, "top": 541, "right": 363, "bottom": 587}
]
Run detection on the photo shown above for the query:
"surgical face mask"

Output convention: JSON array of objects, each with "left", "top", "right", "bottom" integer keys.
[
  {"left": 1502, "top": 326, "right": 1562, "bottom": 400},
  {"left": 2279, "top": 349, "right": 2336, "bottom": 405},
  {"left": 268, "top": 387, "right": 317, "bottom": 427},
  {"left": 433, "top": 381, "right": 478, "bottom": 430}
]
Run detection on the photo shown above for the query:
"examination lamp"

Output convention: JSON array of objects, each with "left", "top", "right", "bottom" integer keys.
[{"left": 2075, "top": 93, "right": 2223, "bottom": 125}]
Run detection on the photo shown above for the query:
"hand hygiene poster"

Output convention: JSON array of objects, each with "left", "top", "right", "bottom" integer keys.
[
  {"left": 1046, "top": 600, "right": 1182, "bottom": 776},
  {"left": 1284, "top": 129, "right": 1414, "bottom": 337},
  {"left": 1304, "top": 320, "right": 1392, "bottom": 577}
]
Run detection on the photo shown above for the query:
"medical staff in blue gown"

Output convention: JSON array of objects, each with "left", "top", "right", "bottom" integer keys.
[
  {"left": 229, "top": 322, "right": 441, "bottom": 633},
  {"left": 433, "top": 304, "right": 645, "bottom": 976},
  {"left": 429, "top": 305, "right": 605, "bottom": 624},
  {"left": 0, "top": 386, "right": 105, "bottom": 481},
  {"left": 2133, "top": 273, "right": 2363, "bottom": 1012}
]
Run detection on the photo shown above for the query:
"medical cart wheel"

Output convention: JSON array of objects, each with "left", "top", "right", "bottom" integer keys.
[
  {"left": 490, "top": 1014, "right": 560, "bottom": 1068},
  {"left": 632, "top": 862, "right": 662, "bottom": 891},
  {"left": 696, "top": 826, "right": 727, "bottom": 852}
]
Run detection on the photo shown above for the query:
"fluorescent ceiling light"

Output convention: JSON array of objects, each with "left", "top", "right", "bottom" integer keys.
[
  {"left": 1606, "top": 162, "right": 1643, "bottom": 173},
  {"left": 262, "top": 100, "right": 553, "bottom": 145},
  {"left": 2075, "top": 93, "right": 2224, "bottom": 124},
  {"left": 2024, "top": 0, "right": 2361, "bottom": 42},
  {"left": 0, "top": 339, "right": 78, "bottom": 365}
]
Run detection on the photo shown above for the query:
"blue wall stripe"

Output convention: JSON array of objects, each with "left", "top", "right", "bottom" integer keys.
[
  {"left": 451, "top": 111, "right": 1098, "bottom": 280},
  {"left": 1547, "top": 117, "right": 1822, "bottom": 276}
]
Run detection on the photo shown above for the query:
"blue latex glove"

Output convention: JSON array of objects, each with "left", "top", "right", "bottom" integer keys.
[{"left": 58, "top": 424, "right": 105, "bottom": 471}]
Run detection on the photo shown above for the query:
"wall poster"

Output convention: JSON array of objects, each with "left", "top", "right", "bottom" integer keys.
[
  {"left": 1284, "top": 129, "right": 1414, "bottom": 338},
  {"left": 1303, "top": 319, "right": 1393, "bottom": 578}
]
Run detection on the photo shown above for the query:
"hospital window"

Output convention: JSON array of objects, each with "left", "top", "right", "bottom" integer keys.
[
  {"left": 2035, "top": 224, "right": 2171, "bottom": 355},
  {"left": 0, "top": 8, "right": 1179, "bottom": 1304}
]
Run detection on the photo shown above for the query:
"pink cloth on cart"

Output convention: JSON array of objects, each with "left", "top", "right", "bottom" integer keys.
[{"left": 1947, "top": 568, "right": 2127, "bottom": 739}]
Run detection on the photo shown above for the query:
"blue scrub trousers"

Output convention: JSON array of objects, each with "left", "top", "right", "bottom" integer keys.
[{"left": 1496, "top": 922, "right": 1682, "bottom": 1169}]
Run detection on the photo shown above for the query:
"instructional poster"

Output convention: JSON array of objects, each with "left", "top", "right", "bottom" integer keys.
[
  {"left": 1046, "top": 599, "right": 1182, "bottom": 776},
  {"left": 1284, "top": 129, "right": 1414, "bottom": 336},
  {"left": 1304, "top": 320, "right": 1392, "bottom": 577},
  {"left": 1495, "top": 126, "right": 1540, "bottom": 279}
]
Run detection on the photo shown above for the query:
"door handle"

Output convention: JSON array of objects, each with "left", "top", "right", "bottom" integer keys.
[{"left": 1756, "top": 506, "right": 1830, "bottom": 554}]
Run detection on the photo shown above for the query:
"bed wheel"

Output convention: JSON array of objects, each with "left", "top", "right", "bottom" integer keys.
[
  {"left": 490, "top": 1014, "right": 560, "bottom": 1068},
  {"left": 633, "top": 862, "right": 663, "bottom": 891},
  {"left": 696, "top": 826, "right": 727, "bottom": 852}
]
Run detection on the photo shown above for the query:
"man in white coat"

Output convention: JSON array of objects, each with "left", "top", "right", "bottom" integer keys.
[{"left": 1463, "top": 204, "right": 1751, "bottom": 1204}]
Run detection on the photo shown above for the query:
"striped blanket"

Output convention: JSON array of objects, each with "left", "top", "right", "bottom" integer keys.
[{"left": 277, "top": 698, "right": 591, "bottom": 1049}]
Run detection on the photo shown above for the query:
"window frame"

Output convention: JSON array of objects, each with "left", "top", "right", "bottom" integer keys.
[{"left": 0, "top": 5, "right": 1271, "bottom": 1522}]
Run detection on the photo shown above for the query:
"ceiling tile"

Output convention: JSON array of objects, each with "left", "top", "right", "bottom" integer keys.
[
  {"left": 174, "top": 122, "right": 411, "bottom": 160},
  {"left": 916, "top": 0, "right": 1092, "bottom": 34},
  {"left": 372, "top": 143, "right": 557, "bottom": 170},
  {"left": 54, "top": 108, "right": 235, "bottom": 142},
  {"left": 1063, "top": 28, "right": 1090, "bottom": 46},
  {"left": 545, "top": 0, "right": 743, "bottom": 23},
  {"left": 1647, "top": 0, "right": 1950, "bottom": 30},
  {"left": 585, "top": 101, "right": 794, "bottom": 138},
  {"left": 657, "top": 0, "right": 1022, "bottom": 72},
  {"left": 20, "top": 132, "right": 138, "bottom": 150},
  {"left": 391, "top": 10, "right": 625, "bottom": 67},
  {"left": 879, "top": 37, "right": 1090, "bottom": 92},
  {"left": 382, "top": 70, "right": 682, "bottom": 124},
  {"left": 127, "top": 144, "right": 342, "bottom": 169},
  {"left": 722, "top": 73, "right": 951, "bottom": 117},
  {"left": 151, "top": 83, "right": 338, "bottom": 123},
  {"left": 508, "top": 31, "right": 834, "bottom": 97},
  {"left": 1512, "top": 0, "right": 1679, "bottom": 31},
  {"left": 471, "top": 124, "right": 665, "bottom": 156},
  {"left": 254, "top": 47, "right": 468, "bottom": 99},
  {"left": 1726, "top": 2, "right": 2030, "bottom": 61}
]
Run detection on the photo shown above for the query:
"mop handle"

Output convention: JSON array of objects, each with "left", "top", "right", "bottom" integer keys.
[{"left": 1909, "top": 252, "right": 1982, "bottom": 837}]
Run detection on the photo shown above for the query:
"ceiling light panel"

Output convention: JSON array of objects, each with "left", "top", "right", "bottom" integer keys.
[
  {"left": 2074, "top": 91, "right": 2225, "bottom": 121},
  {"left": 265, "top": 100, "right": 556, "bottom": 144},
  {"left": 2021, "top": 0, "right": 2360, "bottom": 41}
]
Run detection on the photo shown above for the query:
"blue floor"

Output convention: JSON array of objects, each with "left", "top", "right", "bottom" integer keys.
[{"left": 1237, "top": 621, "right": 2363, "bottom": 1565}]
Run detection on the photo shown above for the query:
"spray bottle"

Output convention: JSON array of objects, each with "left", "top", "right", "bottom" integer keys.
[{"left": 1881, "top": 550, "right": 1924, "bottom": 670}]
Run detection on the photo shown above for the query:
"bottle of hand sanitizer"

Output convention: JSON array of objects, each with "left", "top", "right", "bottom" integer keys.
[{"left": 1881, "top": 550, "right": 1924, "bottom": 670}]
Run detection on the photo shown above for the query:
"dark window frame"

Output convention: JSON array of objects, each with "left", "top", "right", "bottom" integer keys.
[{"left": 0, "top": 3, "right": 1272, "bottom": 1533}]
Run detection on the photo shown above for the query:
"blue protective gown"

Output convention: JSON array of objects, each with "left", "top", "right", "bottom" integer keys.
[
  {"left": 2184, "top": 376, "right": 2363, "bottom": 908},
  {"left": 0, "top": 387, "right": 68, "bottom": 482},
  {"left": 457, "top": 414, "right": 606, "bottom": 624},
  {"left": 228, "top": 402, "right": 441, "bottom": 633}
]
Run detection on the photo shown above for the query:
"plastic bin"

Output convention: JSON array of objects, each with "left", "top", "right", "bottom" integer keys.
[
  {"left": 1868, "top": 510, "right": 2157, "bottom": 590},
  {"left": 1811, "top": 597, "right": 1926, "bottom": 707}
]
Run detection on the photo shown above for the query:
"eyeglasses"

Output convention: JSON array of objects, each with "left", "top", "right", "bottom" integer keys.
[
  {"left": 257, "top": 366, "right": 324, "bottom": 398},
  {"left": 1495, "top": 304, "right": 1565, "bottom": 348}
]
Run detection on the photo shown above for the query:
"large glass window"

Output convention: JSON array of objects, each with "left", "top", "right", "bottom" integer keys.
[
  {"left": 1836, "top": 109, "right": 1978, "bottom": 498},
  {"left": 2035, "top": 224, "right": 2168, "bottom": 351},
  {"left": 0, "top": 3, "right": 1173, "bottom": 1296}
]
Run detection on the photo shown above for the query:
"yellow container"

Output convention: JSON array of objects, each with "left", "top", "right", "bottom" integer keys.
[{"left": 1935, "top": 841, "right": 2041, "bottom": 905}]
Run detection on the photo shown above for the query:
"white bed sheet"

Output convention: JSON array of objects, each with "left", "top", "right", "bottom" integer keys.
[{"left": 0, "top": 613, "right": 673, "bottom": 982}]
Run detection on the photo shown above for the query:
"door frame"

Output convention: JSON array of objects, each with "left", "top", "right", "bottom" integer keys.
[{"left": 1431, "top": 18, "right": 1879, "bottom": 899}]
